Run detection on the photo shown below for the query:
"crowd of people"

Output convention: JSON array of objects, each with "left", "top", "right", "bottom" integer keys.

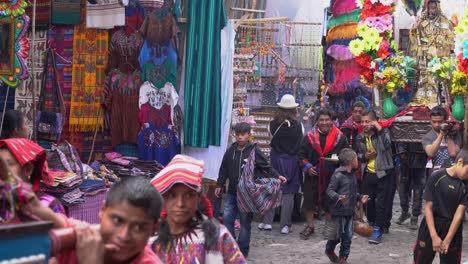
[{"left": 2, "top": 92, "right": 468, "bottom": 264}]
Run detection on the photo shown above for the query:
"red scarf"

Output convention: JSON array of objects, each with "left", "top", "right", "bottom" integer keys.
[
  {"left": 0, "top": 138, "right": 52, "bottom": 191},
  {"left": 306, "top": 125, "right": 344, "bottom": 207}
]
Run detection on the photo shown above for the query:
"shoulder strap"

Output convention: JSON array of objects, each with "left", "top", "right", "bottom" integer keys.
[
  {"left": 271, "top": 121, "right": 286, "bottom": 139},
  {"left": 40, "top": 49, "right": 66, "bottom": 129}
]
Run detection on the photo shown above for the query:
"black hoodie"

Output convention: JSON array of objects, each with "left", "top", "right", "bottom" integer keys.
[{"left": 217, "top": 142, "right": 280, "bottom": 195}]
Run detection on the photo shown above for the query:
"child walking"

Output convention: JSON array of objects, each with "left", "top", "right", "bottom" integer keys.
[
  {"left": 325, "top": 148, "right": 368, "bottom": 264},
  {"left": 413, "top": 148, "right": 468, "bottom": 264},
  {"left": 215, "top": 122, "right": 286, "bottom": 258}
]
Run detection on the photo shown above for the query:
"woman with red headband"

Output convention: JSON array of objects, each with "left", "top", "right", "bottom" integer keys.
[
  {"left": 0, "top": 138, "right": 66, "bottom": 214},
  {"left": 151, "top": 155, "right": 246, "bottom": 263}
]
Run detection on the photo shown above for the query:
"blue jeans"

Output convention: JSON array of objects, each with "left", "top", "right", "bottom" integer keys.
[
  {"left": 223, "top": 193, "right": 253, "bottom": 256},
  {"left": 326, "top": 215, "right": 353, "bottom": 258}
]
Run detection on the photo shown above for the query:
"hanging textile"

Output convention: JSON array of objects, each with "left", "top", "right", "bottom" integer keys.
[
  {"left": 103, "top": 70, "right": 142, "bottom": 147},
  {"left": 86, "top": 0, "right": 125, "bottom": 29},
  {"left": 107, "top": 29, "right": 143, "bottom": 74},
  {"left": 184, "top": 0, "right": 226, "bottom": 147},
  {"left": 70, "top": 25, "right": 108, "bottom": 132},
  {"left": 137, "top": 124, "right": 179, "bottom": 166},
  {"left": 185, "top": 20, "right": 235, "bottom": 180}
]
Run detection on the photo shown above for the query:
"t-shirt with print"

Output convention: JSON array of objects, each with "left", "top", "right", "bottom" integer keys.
[
  {"left": 423, "top": 169, "right": 468, "bottom": 220},
  {"left": 421, "top": 129, "right": 463, "bottom": 168}
]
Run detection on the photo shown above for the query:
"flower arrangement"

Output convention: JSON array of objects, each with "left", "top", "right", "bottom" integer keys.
[
  {"left": 451, "top": 6, "right": 468, "bottom": 96},
  {"left": 373, "top": 55, "right": 415, "bottom": 94},
  {"left": 427, "top": 57, "right": 458, "bottom": 86},
  {"left": 350, "top": 0, "right": 396, "bottom": 84}
]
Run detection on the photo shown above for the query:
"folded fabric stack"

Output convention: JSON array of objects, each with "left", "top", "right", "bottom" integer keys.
[
  {"left": 90, "top": 155, "right": 164, "bottom": 178},
  {"left": 68, "top": 180, "right": 109, "bottom": 224},
  {"left": 85, "top": 162, "right": 120, "bottom": 184},
  {"left": 40, "top": 171, "right": 84, "bottom": 206},
  {"left": 79, "top": 179, "right": 107, "bottom": 195}
]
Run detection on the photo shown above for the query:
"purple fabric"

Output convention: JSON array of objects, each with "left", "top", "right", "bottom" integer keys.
[{"left": 270, "top": 150, "right": 301, "bottom": 194}]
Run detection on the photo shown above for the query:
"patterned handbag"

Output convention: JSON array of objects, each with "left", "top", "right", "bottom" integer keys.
[
  {"left": 36, "top": 49, "right": 66, "bottom": 140},
  {"left": 47, "top": 141, "right": 84, "bottom": 177},
  {"left": 237, "top": 148, "right": 282, "bottom": 215}
]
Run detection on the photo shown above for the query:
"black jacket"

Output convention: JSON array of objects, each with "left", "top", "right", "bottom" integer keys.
[
  {"left": 327, "top": 167, "right": 361, "bottom": 216},
  {"left": 217, "top": 142, "right": 280, "bottom": 195}
]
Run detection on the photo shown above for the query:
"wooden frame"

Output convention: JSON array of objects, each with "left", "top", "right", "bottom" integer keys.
[
  {"left": 0, "top": 19, "right": 14, "bottom": 75},
  {"left": 0, "top": 15, "right": 29, "bottom": 87}
]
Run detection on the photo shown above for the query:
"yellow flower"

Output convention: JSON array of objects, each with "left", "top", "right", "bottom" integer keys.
[
  {"left": 455, "top": 26, "right": 466, "bottom": 35},
  {"left": 363, "top": 39, "right": 373, "bottom": 50},
  {"left": 366, "top": 28, "right": 380, "bottom": 40},
  {"left": 357, "top": 25, "right": 368, "bottom": 37},
  {"left": 371, "top": 37, "right": 383, "bottom": 50},
  {"left": 349, "top": 39, "right": 364, "bottom": 56},
  {"left": 460, "top": 17, "right": 468, "bottom": 29}
]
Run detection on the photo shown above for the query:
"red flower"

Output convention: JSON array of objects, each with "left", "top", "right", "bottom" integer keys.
[
  {"left": 361, "top": 0, "right": 393, "bottom": 20},
  {"left": 360, "top": 68, "right": 375, "bottom": 83},
  {"left": 458, "top": 54, "right": 468, "bottom": 73},
  {"left": 356, "top": 54, "right": 372, "bottom": 69},
  {"left": 377, "top": 39, "right": 390, "bottom": 60}
]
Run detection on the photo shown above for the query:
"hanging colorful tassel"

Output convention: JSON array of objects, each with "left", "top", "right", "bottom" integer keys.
[
  {"left": 326, "top": 22, "right": 358, "bottom": 43},
  {"left": 327, "top": 9, "right": 362, "bottom": 30}
]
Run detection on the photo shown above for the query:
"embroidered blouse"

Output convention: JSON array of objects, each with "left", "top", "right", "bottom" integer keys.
[
  {"left": 107, "top": 29, "right": 143, "bottom": 75},
  {"left": 152, "top": 224, "right": 246, "bottom": 264}
]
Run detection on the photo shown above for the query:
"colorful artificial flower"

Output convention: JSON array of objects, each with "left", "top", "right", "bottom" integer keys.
[
  {"left": 0, "top": 0, "right": 28, "bottom": 17},
  {"left": 458, "top": 53, "right": 468, "bottom": 73},
  {"left": 379, "top": 0, "right": 394, "bottom": 6},
  {"left": 349, "top": 39, "right": 365, "bottom": 56},
  {"left": 357, "top": 25, "right": 368, "bottom": 36},
  {"left": 355, "top": 0, "right": 364, "bottom": 9},
  {"left": 451, "top": 71, "right": 468, "bottom": 96}
]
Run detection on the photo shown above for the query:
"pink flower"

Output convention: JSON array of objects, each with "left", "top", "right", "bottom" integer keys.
[
  {"left": 366, "top": 17, "right": 378, "bottom": 27},
  {"left": 380, "top": 14, "right": 393, "bottom": 26},
  {"left": 374, "top": 22, "right": 386, "bottom": 33}
]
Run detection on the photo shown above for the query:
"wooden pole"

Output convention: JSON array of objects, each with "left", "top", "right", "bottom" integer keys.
[
  {"left": 31, "top": 0, "right": 37, "bottom": 142},
  {"left": 464, "top": 94, "right": 467, "bottom": 146}
]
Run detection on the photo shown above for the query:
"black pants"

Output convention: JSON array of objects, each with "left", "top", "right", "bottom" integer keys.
[
  {"left": 399, "top": 166, "right": 426, "bottom": 217},
  {"left": 362, "top": 170, "right": 396, "bottom": 229},
  {"left": 413, "top": 218, "right": 463, "bottom": 264}
]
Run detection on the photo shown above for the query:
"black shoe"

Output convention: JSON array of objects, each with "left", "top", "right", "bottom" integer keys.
[
  {"left": 396, "top": 211, "right": 410, "bottom": 225},
  {"left": 325, "top": 250, "right": 339, "bottom": 263},
  {"left": 410, "top": 216, "right": 419, "bottom": 230},
  {"left": 382, "top": 226, "right": 389, "bottom": 234}
]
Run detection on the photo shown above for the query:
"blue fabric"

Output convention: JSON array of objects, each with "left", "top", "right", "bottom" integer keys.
[
  {"left": 138, "top": 40, "right": 177, "bottom": 71},
  {"left": 223, "top": 193, "right": 254, "bottom": 256},
  {"left": 0, "top": 231, "right": 51, "bottom": 261},
  {"left": 137, "top": 124, "right": 179, "bottom": 166},
  {"left": 270, "top": 150, "right": 301, "bottom": 193},
  {"left": 79, "top": 179, "right": 106, "bottom": 192},
  {"left": 326, "top": 215, "right": 353, "bottom": 258}
]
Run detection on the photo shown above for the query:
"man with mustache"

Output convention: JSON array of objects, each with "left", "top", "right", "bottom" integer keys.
[{"left": 298, "top": 109, "right": 348, "bottom": 240}]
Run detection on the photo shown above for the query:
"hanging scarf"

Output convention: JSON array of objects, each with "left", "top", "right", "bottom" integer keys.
[
  {"left": 0, "top": 138, "right": 52, "bottom": 191},
  {"left": 306, "top": 125, "right": 344, "bottom": 207}
]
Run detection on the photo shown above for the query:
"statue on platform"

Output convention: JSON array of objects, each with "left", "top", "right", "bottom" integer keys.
[{"left": 409, "top": 0, "right": 455, "bottom": 108}]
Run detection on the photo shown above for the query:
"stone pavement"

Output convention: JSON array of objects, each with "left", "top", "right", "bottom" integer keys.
[{"left": 246, "top": 198, "right": 468, "bottom": 263}]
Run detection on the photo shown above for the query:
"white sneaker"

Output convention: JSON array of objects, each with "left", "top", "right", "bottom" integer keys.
[
  {"left": 258, "top": 223, "right": 265, "bottom": 230},
  {"left": 263, "top": 224, "right": 272, "bottom": 230},
  {"left": 281, "top": 226, "right": 290, "bottom": 234}
]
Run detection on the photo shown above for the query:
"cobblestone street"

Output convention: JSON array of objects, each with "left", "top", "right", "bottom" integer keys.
[{"left": 246, "top": 198, "right": 468, "bottom": 263}]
